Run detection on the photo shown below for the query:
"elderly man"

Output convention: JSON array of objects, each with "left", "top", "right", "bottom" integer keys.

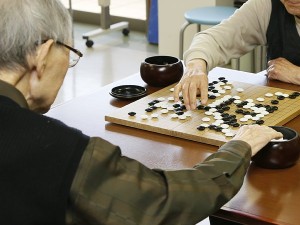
[
  {"left": 175, "top": 0, "right": 300, "bottom": 110},
  {"left": 0, "top": 0, "right": 282, "bottom": 225}
]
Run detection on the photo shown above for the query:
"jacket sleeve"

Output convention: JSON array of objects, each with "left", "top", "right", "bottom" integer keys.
[{"left": 68, "top": 138, "right": 251, "bottom": 225}]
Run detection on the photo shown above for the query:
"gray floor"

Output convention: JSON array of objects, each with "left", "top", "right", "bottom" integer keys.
[{"left": 54, "top": 22, "right": 158, "bottom": 106}]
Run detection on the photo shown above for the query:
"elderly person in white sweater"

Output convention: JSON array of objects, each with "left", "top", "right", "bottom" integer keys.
[{"left": 174, "top": 0, "right": 300, "bottom": 110}]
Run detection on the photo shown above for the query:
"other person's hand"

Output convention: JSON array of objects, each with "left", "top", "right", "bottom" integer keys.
[
  {"left": 174, "top": 59, "right": 208, "bottom": 110},
  {"left": 232, "top": 125, "right": 283, "bottom": 156},
  {"left": 267, "top": 57, "right": 300, "bottom": 85}
]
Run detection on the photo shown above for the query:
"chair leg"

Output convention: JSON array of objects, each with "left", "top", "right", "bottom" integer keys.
[{"left": 179, "top": 21, "right": 191, "bottom": 59}]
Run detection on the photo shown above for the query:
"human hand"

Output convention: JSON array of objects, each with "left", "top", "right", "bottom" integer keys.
[
  {"left": 173, "top": 59, "right": 208, "bottom": 110},
  {"left": 232, "top": 125, "right": 283, "bottom": 156},
  {"left": 267, "top": 57, "right": 300, "bottom": 85}
]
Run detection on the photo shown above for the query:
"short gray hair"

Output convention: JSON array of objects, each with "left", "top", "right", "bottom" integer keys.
[{"left": 0, "top": 0, "right": 72, "bottom": 71}]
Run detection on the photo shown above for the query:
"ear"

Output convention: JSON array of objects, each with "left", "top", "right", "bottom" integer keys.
[{"left": 35, "top": 39, "right": 55, "bottom": 78}]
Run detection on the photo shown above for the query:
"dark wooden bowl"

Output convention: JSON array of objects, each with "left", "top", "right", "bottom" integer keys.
[
  {"left": 252, "top": 126, "right": 300, "bottom": 169},
  {"left": 140, "top": 56, "right": 184, "bottom": 87}
]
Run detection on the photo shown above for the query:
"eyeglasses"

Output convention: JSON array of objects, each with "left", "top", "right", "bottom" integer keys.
[
  {"left": 56, "top": 41, "right": 83, "bottom": 68},
  {"left": 37, "top": 40, "right": 83, "bottom": 68}
]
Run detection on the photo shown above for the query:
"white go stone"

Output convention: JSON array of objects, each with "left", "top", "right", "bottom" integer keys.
[
  {"left": 170, "top": 114, "right": 178, "bottom": 119},
  {"left": 275, "top": 92, "right": 283, "bottom": 96},
  {"left": 221, "top": 124, "right": 230, "bottom": 129},
  {"left": 184, "top": 111, "right": 192, "bottom": 117},
  {"left": 200, "top": 123, "right": 210, "bottom": 128},
  {"left": 215, "top": 119, "right": 224, "bottom": 124},
  {"left": 244, "top": 115, "right": 252, "bottom": 119},
  {"left": 157, "top": 97, "right": 165, "bottom": 101},
  {"left": 202, "top": 117, "right": 211, "bottom": 122},
  {"left": 247, "top": 102, "right": 255, "bottom": 107},
  {"left": 256, "top": 97, "right": 265, "bottom": 102},
  {"left": 178, "top": 115, "right": 187, "bottom": 120},
  {"left": 160, "top": 109, "right": 169, "bottom": 114},
  {"left": 256, "top": 114, "right": 265, "bottom": 118},
  {"left": 222, "top": 128, "right": 231, "bottom": 134},
  {"left": 218, "top": 90, "right": 226, "bottom": 94},
  {"left": 168, "top": 96, "right": 175, "bottom": 101},
  {"left": 234, "top": 99, "right": 242, "bottom": 104},
  {"left": 283, "top": 93, "right": 289, "bottom": 98},
  {"left": 233, "top": 95, "right": 241, "bottom": 100},
  {"left": 167, "top": 106, "right": 174, "bottom": 111},
  {"left": 236, "top": 88, "right": 244, "bottom": 92},
  {"left": 224, "top": 86, "right": 232, "bottom": 90},
  {"left": 169, "top": 88, "right": 175, "bottom": 92},
  {"left": 205, "top": 111, "right": 213, "bottom": 116},
  {"left": 214, "top": 115, "right": 223, "bottom": 120},
  {"left": 151, "top": 113, "right": 159, "bottom": 118},
  {"left": 141, "top": 115, "right": 148, "bottom": 120},
  {"left": 265, "top": 93, "right": 273, "bottom": 97},
  {"left": 240, "top": 117, "right": 248, "bottom": 122},
  {"left": 251, "top": 116, "right": 260, "bottom": 121},
  {"left": 225, "top": 132, "right": 235, "bottom": 137},
  {"left": 245, "top": 98, "right": 254, "bottom": 103}
]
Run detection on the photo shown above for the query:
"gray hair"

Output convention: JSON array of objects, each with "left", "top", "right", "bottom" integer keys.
[{"left": 0, "top": 0, "right": 72, "bottom": 71}]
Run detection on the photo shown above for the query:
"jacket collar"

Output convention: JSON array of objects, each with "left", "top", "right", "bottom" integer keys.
[{"left": 0, "top": 79, "right": 29, "bottom": 109}]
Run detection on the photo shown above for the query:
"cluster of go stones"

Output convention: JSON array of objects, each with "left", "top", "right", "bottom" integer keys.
[{"left": 128, "top": 77, "right": 300, "bottom": 137}]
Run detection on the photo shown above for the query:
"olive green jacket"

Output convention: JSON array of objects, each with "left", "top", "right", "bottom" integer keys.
[{"left": 68, "top": 137, "right": 251, "bottom": 225}]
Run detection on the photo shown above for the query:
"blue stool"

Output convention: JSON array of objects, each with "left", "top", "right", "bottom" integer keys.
[{"left": 179, "top": 6, "right": 239, "bottom": 68}]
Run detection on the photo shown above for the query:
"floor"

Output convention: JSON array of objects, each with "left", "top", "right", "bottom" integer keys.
[{"left": 53, "top": 22, "right": 158, "bottom": 106}]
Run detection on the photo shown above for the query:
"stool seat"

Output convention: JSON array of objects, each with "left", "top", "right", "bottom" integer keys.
[
  {"left": 184, "top": 6, "right": 237, "bottom": 25},
  {"left": 179, "top": 5, "right": 239, "bottom": 70}
]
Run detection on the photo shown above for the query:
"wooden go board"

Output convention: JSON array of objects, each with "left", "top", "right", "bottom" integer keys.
[{"left": 105, "top": 79, "right": 300, "bottom": 146}]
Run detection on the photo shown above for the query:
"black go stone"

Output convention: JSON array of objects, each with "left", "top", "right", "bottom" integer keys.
[
  {"left": 222, "top": 106, "right": 230, "bottom": 111},
  {"left": 271, "top": 100, "right": 279, "bottom": 105},
  {"left": 235, "top": 109, "right": 244, "bottom": 114},
  {"left": 213, "top": 81, "right": 219, "bottom": 84},
  {"left": 145, "top": 108, "right": 153, "bottom": 112},
  {"left": 215, "top": 127, "right": 223, "bottom": 132},
  {"left": 271, "top": 106, "right": 278, "bottom": 111},
  {"left": 176, "top": 111, "right": 184, "bottom": 115},
  {"left": 289, "top": 95, "right": 297, "bottom": 99},
  {"left": 128, "top": 112, "right": 136, "bottom": 116},
  {"left": 197, "top": 126, "right": 206, "bottom": 131},
  {"left": 292, "top": 92, "right": 300, "bottom": 96},
  {"left": 221, "top": 113, "right": 229, "bottom": 117},
  {"left": 212, "top": 89, "right": 219, "bottom": 93},
  {"left": 232, "top": 123, "right": 240, "bottom": 127},
  {"left": 204, "top": 106, "right": 211, "bottom": 111},
  {"left": 256, "top": 120, "right": 264, "bottom": 125},
  {"left": 243, "top": 111, "right": 251, "bottom": 115},
  {"left": 208, "top": 95, "right": 217, "bottom": 99},
  {"left": 277, "top": 95, "right": 285, "bottom": 100},
  {"left": 208, "top": 82, "right": 214, "bottom": 86},
  {"left": 218, "top": 77, "right": 226, "bottom": 80},
  {"left": 209, "top": 125, "right": 216, "bottom": 130},
  {"left": 197, "top": 105, "right": 205, "bottom": 110},
  {"left": 173, "top": 103, "right": 181, "bottom": 108},
  {"left": 255, "top": 103, "right": 264, "bottom": 108}
]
